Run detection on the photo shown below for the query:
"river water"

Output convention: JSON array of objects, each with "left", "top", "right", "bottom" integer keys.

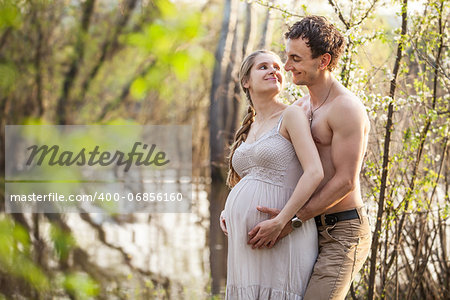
[{"left": 65, "top": 182, "right": 211, "bottom": 299}]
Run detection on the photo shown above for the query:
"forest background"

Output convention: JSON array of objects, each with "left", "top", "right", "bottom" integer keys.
[{"left": 0, "top": 0, "right": 448, "bottom": 299}]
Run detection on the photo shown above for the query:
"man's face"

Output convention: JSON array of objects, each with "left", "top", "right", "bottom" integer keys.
[{"left": 284, "top": 38, "right": 322, "bottom": 86}]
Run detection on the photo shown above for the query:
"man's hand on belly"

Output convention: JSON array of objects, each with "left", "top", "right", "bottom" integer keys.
[{"left": 247, "top": 206, "right": 293, "bottom": 248}]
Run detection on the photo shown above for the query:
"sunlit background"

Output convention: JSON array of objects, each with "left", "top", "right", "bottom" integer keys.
[{"left": 0, "top": 0, "right": 448, "bottom": 299}]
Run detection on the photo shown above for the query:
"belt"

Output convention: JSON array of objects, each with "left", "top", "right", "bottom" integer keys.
[{"left": 314, "top": 208, "right": 360, "bottom": 226}]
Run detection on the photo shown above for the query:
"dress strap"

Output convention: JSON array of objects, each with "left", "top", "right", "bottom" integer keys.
[{"left": 276, "top": 114, "right": 284, "bottom": 133}]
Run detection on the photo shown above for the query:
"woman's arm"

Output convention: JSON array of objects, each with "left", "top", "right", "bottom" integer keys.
[{"left": 247, "top": 106, "right": 323, "bottom": 249}]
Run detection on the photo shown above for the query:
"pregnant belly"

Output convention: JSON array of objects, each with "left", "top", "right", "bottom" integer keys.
[{"left": 224, "top": 178, "right": 292, "bottom": 232}]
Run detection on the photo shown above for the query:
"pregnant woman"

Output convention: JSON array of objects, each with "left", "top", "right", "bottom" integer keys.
[{"left": 220, "top": 50, "right": 323, "bottom": 299}]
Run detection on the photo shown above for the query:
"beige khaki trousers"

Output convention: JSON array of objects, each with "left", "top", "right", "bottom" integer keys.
[{"left": 304, "top": 207, "right": 371, "bottom": 300}]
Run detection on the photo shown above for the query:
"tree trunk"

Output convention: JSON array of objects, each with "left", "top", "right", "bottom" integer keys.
[
  {"left": 258, "top": 3, "right": 274, "bottom": 49},
  {"left": 208, "top": 0, "right": 238, "bottom": 295},
  {"left": 56, "top": 0, "right": 96, "bottom": 124},
  {"left": 367, "top": 1, "right": 408, "bottom": 299},
  {"left": 242, "top": 2, "right": 257, "bottom": 56},
  {"left": 78, "top": 0, "right": 138, "bottom": 106},
  {"left": 32, "top": 1, "right": 44, "bottom": 117}
]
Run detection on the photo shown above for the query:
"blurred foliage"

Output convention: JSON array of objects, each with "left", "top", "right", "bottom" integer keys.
[
  {"left": 0, "top": 217, "right": 49, "bottom": 292},
  {"left": 0, "top": 0, "right": 214, "bottom": 298},
  {"left": 63, "top": 272, "right": 100, "bottom": 299},
  {"left": 127, "top": 0, "right": 210, "bottom": 98}
]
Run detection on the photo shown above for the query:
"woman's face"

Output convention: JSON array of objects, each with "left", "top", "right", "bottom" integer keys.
[{"left": 244, "top": 53, "right": 284, "bottom": 96}]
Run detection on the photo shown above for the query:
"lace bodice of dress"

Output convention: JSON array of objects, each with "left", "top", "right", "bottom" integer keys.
[{"left": 232, "top": 122, "right": 303, "bottom": 188}]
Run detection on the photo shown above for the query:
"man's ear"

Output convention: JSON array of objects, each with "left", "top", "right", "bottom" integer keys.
[{"left": 320, "top": 53, "right": 332, "bottom": 70}]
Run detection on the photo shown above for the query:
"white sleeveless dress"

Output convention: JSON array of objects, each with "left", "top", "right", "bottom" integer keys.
[{"left": 224, "top": 116, "right": 318, "bottom": 299}]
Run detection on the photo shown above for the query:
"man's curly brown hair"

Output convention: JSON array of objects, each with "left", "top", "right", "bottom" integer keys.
[{"left": 285, "top": 16, "right": 345, "bottom": 71}]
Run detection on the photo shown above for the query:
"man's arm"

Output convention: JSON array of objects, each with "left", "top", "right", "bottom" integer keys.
[
  {"left": 251, "top": 96, "right": 369, "bottom": 246},
  {"left": 297, "top": 98, "right": 369, "bottom": 221}
]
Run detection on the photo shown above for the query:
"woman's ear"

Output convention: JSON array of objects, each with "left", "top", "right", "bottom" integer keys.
[
  {"left": 320, "top": 53, "right": 332, "bottom": 70},
  {"left": 243, "top": 79, "right": 250, "bottom": 89}
]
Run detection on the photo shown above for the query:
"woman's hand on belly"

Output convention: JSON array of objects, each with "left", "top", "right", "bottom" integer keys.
[
  {"left": 219, "top": 210, "right": 228, "bottom": 236},
  {"left": 247, "top": 217, "right": 284, "bottom": 249}
]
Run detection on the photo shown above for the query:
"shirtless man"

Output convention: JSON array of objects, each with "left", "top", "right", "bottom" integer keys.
[{"left": 247, "top": 16, "right": 371, "bottom": 299}]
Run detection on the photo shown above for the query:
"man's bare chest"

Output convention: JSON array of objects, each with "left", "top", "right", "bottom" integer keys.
[
  {"left": 311, "top": 121, "right": 332, "bottom": 146},
  {"left": 296, "top": 100, "right": 333, "bottom": 145},
  {"left": 310, "top": 109, "right": 332, "bottom": 146}
]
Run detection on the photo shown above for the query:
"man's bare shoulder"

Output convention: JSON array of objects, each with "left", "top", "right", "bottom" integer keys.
[
  {"left": 332, "top": 85, "right": 365, "bottom": 109},
  {"left": 329, "top": 87, "right": 369, "bottom": 130}
]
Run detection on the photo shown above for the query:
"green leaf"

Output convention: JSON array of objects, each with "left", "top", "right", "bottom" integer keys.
[
  {"left": 181, "top": 14, "right": 201, "bottom": 40},
  {"left": 130, "top": 77, "right": 148, "bottom": 99},
  {"left": 0, "top": 63, "right": 18, "bottom": 90},
  {"left": 64, "top": 272, "right": 99, "bottom": 299},
  {"left": 50, "top": 224, "right": 75, "bottom": 261},
  {"left": 171, "top": 52, "right": 190, "bottom": 80},
  {"left": 156, "top": 0, "right": 176, "bottom": 19},
  {"left": 148, "top": 23, "right": 173, "bottom": 54},
  {"left": 0, "top": 0, "right": 22, "bottom": 30}
]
